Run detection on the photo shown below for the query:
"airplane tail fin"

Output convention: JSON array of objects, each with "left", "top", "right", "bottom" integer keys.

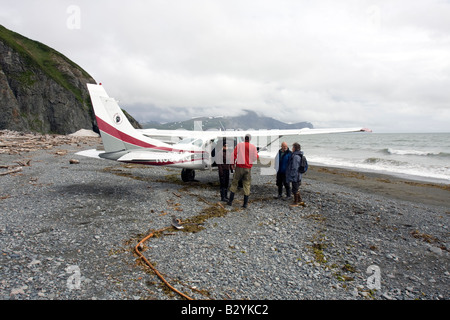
[{"left": 87, "top": 83, "right": 170, "bottom": 158}]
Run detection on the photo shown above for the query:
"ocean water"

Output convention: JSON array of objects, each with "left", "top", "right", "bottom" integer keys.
[{"left": 283, "top": 132, "right": 450, "bottom": 184}]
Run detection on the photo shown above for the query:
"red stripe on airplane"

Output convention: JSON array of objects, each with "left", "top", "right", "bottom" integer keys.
[
  {"left": 96, "top": 116, "right": 203, "bottom": 154},
  {"left": 97, "top": 116, "right": 157, "bottom": 149}
]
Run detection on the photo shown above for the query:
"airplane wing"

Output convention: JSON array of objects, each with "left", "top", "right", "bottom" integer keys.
[
  {"left": 139, "top": 127, "right": 371, "bottom": 143},
  {"left": 212, "top": 127, "right": 371, "bottom": 138}
]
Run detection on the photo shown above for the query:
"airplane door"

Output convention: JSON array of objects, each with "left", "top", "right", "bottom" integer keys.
[{"left": 203, "top": 139, "right": 215, "bottom": 170}]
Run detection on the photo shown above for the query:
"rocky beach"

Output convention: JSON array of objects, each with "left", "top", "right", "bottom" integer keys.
[{"left": 0, "top": 130, "right": 448, "bottom": 303}]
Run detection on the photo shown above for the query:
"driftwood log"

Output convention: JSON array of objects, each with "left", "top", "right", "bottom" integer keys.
[{"left": 0, "top": 167, "right": 22, "bottom": 176}]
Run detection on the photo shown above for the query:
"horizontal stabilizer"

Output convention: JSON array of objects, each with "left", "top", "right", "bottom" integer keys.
[{"left": 75, "top": 149, "right": 105, "bottom": 159}]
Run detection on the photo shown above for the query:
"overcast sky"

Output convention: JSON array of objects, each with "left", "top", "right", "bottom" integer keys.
[{"left": 1, "top": 0, "right": 449, "bottom": 132}]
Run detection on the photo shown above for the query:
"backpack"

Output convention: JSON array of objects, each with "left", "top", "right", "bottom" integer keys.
[{"left": 299, "top": 154, "right": 308, "bottom": 174}]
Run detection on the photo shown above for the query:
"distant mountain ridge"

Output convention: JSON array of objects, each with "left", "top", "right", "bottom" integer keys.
[{"left": 142, "top": 109, "right": 313, "bottom": 131}]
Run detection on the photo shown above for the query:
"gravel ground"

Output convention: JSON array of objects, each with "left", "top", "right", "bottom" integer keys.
[{"left": 1, "top": 136, "right": 449, "bottom": 302}]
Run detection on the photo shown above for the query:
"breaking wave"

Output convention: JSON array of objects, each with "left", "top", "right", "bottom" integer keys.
[
  {"left": 382, "top": 148, "right": 450, "bottom": 157},
  {"left": 364, "top": 157, "right": 407, "bottom": 167}
]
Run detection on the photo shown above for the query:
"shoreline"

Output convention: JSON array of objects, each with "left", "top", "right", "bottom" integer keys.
[
  {"left": 304, "top": 164, "right": 449, "bottom": 209},
  {"left": 309, "top": 160, "right": 450, "bottom": 186}
]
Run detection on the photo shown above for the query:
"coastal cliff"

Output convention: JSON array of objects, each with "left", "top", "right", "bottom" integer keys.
[{"left": 0, "top": 25, "right": 98, "bottom": 134}]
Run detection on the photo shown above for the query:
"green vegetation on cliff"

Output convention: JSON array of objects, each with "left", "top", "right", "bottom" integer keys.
[{"left": 0, "top": 25, "right": 91, "bottom": 104}]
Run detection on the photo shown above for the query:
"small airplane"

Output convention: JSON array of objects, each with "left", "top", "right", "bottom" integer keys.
[{"left": 77, "top": 83, "right": 371, "bottom": 181}]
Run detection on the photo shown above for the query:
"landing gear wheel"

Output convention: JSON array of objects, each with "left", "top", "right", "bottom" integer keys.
[{"left": 181, "top": 169, "right": 195, "bottom": 182}]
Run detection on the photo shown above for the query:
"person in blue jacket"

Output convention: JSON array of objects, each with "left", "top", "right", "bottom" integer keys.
[
  {"left": 274, "top": 141, "right": 292, "bottom": 200},
  {"left": 285, "top": 142, "right": 304, "bottom": 207}
]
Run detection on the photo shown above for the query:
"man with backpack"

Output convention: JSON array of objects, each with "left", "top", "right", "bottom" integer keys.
[{"left": 285, "top": 142, "right": 307, "bottom": 207}]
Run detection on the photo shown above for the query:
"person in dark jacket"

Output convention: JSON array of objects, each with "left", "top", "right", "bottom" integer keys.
[
  {"left": 285, "top": 142, "right": 304, "bottom": 207},
  {"left": 274, "top": 142, "right": 292, "bottom": 200},
  {"left": 217, "top": 142, "right": 233, "bottom": 201}
]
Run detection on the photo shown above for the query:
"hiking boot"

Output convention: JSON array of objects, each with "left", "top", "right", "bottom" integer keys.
[
  {"left": 290, "top": 193, "right": 300, "bottom": 207},
  {"left": 220, "top": 188, "right": 229, "bottom": 202},
  {"left": 242, "top": 195, "right": 249, "bottom": 208},
  {"left": 227, "top": 192, "right": 235, "bottom": 206},
  {"left": 274, "top": 186, "right": 283, "bottom": 199},
  {"left": 298, "top": 192, "right": 305, "bottom": 206}
]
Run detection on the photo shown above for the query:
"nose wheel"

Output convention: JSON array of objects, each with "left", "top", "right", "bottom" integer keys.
[{"left": 181, "top": 169, "right": 195, "bottom": 182}]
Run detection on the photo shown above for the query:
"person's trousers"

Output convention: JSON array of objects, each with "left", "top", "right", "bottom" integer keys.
[
  {"left": 230, "top": 166, "right": 252, "bottom": 196},
  {"left": 276, "top": 172, "right": 290, "bottom": 195},
  {"left": 291, "top": 181, "right": 300, "bottom": 195}
]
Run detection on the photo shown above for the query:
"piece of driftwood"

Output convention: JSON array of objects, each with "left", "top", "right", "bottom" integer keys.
[
  {"left": 0, "top": 167, "right": 22, "bottom": 176},
  {"left": 16, "top": 159, "right": 31, "bottom": 167}
]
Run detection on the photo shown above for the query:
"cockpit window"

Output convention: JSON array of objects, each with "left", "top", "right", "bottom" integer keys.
[
  {"left": 178, "top": 137, "right": 196, "bottom": 144},
  {"left": 178, "top": 137, "right": 203, "bottom": 147}
]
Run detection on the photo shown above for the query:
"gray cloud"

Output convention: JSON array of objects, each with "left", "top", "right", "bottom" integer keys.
[{"left": 1, "top": 0, "right": 449, "bottom": 132}]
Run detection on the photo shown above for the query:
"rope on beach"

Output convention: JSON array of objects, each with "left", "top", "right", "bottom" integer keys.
[{"left": 134, "top": 226, "right": 194, "bottom": 300}]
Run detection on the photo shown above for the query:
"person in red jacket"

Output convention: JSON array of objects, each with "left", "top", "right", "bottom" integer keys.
[{"left": 227, "top": 134, "right": 259, "bottom": 208}]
